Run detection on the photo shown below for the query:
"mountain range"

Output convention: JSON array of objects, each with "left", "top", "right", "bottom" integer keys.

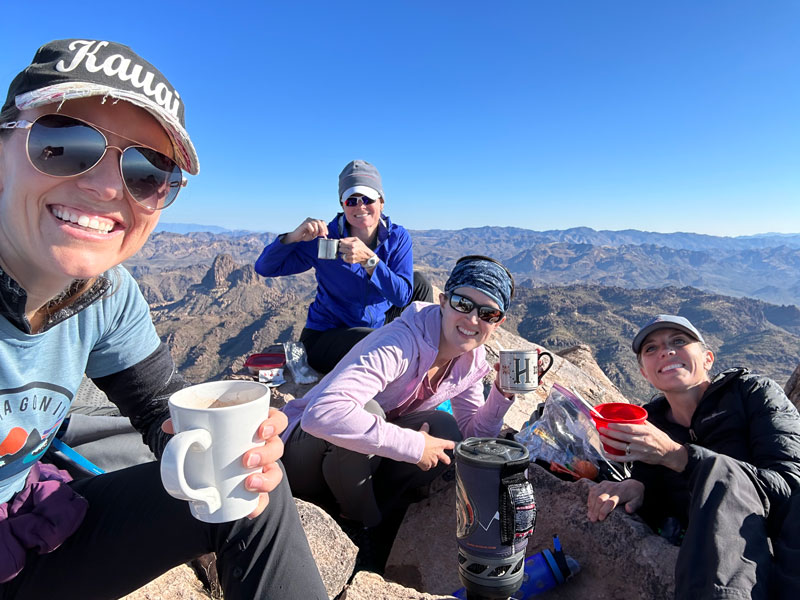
[
  {"left": 127, "top": 225, "right": 800, "bottom": 402},
  {"left": 131, "top": 226, "right": 800, "bottom": 306}
]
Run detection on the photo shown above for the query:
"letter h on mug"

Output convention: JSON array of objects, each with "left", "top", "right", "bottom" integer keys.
[{"left": 498, "top": 349, "right": 554, "bottom": 394}]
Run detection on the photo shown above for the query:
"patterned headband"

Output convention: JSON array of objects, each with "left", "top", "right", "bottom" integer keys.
[{"left": 444, "top": 255, "right": 514, "bottom": 312}]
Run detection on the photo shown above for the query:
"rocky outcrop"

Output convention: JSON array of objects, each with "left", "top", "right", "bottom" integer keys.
[
  {"left": 201, "top": 254, "right": 239, "bottom": 289},
  {"left": 122, "top": 564, "right": 211, "bottom": 600},
  {"left": 297, "top": 499, "right": 358, "bottom": 598},
  {"left": 340, "top": 571, "right": 456, "bottom": 599},
  {"left": 557, "top": 344, "right": 620, "bottom": 393}
]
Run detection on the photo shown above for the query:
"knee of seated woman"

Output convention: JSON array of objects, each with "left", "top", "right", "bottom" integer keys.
[{"left": 420, "top": 410, "right": 462, "bottom": 442}]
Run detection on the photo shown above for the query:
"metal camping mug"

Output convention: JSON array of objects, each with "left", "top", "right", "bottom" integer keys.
[
  {"left": 317, "top": 238, "right": 339, "bottom": 260},
  {"left": 498, "top": 349, "right": 554, "bottom": 394}
]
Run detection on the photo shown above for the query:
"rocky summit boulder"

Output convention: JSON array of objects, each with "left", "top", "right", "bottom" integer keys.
[
  {"left": 340, "top": 571, "right": 456, "bottom": 599},
  {"left": 296, "top": 499, "right": 358, "bottom": 598},
  {"left": 122, "top": 499, "right": 357, "bottom": 600}
]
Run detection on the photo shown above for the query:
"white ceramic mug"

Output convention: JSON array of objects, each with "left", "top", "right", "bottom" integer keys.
[
  {"left": 318, "top": 238, "right": 339, "bottom": 259},
  {"left": 160, "top": 380, "right": 270, "bottom": 523},
  {"left": 498, "top": 349, "right": 554, "bottom": 394}
]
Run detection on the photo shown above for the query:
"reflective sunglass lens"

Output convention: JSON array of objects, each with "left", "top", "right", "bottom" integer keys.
[
  {"left": 28, "top": 115, "right": 106, "bottom": 176},
  {"left": 344, "top": 196, "right": 377, "bottom": 207},
  {"left": 478, "top": 308, "right": 503, "bottom": 323},
  {"left": 450, "top": 294, "right": 475, "bottom": 314},
  {"left": 121, "top": 147, "right": 182, "bottom": 210},
  {"left": 449, "top": 293, "right": 503, "bottom": 323}
]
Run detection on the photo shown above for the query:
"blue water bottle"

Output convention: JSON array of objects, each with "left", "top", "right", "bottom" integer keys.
[{"left": 515, "top": 535, "right": 580, "bottom": 597}]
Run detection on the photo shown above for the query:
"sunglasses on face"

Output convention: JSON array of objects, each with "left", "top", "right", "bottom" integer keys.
[
  {"left": 342, "top": 195, "right": 379, "bottom": 207},
  {"left": 447, "top": 292, "right": 505, "bottom": 323},
  {"left": 0, "top": 114, "right": 186, "bottom": 210}
]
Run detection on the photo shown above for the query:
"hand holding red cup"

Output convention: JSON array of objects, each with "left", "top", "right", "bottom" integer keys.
[{"left": 591, "top": 403, "right": 648, "bottom": 456}]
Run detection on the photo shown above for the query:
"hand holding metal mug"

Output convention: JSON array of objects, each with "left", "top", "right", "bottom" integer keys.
[
  {"left": 337, "top": 237, "right": 373, "bottom": 265},
  {"left": 285, "top": 217, "right": 329, "bottom": 244},
  {"left": 497, "top": 349, "right": 554, "bottom": 394}
]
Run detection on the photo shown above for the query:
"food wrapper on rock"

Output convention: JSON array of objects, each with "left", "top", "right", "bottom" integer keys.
[{"left": 515, "top": 383, "right": 612, "bottom": 481}]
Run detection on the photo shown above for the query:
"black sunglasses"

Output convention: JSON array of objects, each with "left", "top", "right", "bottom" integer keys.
[
  {"left": 0, "top": 113, "right": 186, "bottom": 210},
  {"left": 447, "top": 292, "right": 505, "bottom": 323},
  {"left": 342, "top": 195, "right": 379, "bottom": 207}
]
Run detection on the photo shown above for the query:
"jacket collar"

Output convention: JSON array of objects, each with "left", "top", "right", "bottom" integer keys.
[
  {"left": 396, "top": 301, "right": 441, "bottom": 355},
  {"left": 0, "top": 265, "right": 111, "bottom": 334}
]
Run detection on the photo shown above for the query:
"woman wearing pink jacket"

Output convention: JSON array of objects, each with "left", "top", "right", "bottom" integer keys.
[{"left": 282, "top": 256, "right": 520, "bottom": 559}]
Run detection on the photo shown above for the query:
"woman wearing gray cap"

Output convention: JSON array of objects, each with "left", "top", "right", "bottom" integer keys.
[
  {"left": 255, "top": 159, "right": 432, "bottom": 373},
  {"left": 587, "top": 314, "right": 800, "bottom": 599},
  {"left": 281, "top": 256, "right": 529, "bottom": 570},
  {"left": 0, "top": 39, "right": 326, "bottom": 599}
]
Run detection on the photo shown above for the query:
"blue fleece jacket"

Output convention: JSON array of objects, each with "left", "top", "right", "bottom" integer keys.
[{"left": 254, "top": 213, "right": 413, "bottom": 331}]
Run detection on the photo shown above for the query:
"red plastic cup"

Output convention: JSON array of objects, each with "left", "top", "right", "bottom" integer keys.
[{"left": 591, "top": 403, "right": 648, "bottom": 456}]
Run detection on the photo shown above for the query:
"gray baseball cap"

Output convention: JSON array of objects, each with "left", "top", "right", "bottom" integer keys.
[
  {"left": 632, "top": 314, "right": 705, "bottom": 354},
  {"left": 338, "top": 159, "right": 383, "bottom": 201}
]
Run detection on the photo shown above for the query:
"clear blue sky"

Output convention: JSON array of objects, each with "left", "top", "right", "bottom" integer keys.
[{"left": 3, "top": 1, "right": 799, "bottom": 236}]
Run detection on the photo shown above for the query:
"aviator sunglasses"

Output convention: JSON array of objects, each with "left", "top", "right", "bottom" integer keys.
[
  {"left": 0, "top": 113, "right": 186, "bottom": 210},
  {"left": 343, "top": 195, "right": 379, "bottom": 207},
  {"left": 447, "top": 292, "right": 505, "bottom": 323}
]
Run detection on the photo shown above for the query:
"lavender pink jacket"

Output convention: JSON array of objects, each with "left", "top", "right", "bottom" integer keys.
[{"left": 281, "top": 302, "right": 515, "bottom": 464}]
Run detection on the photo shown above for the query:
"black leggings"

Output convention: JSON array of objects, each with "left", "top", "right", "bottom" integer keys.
[
  {"left": 0, "top": 461, "right": 327, "bottom": 600},
  {"left": 301, "top": 270, "right": 434, "bottom": 373},
  {"left": 282, "top": 402, "right": 462, "bottom": 527}
]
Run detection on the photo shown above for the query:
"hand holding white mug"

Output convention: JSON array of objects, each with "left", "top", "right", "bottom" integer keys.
[
  {"left": 161, "top": 408, "right": 286, "bottom": 519},
  {"left": 496, "top": 349, "right": 554, "bottom": 394},
  {"left": 160, "top": 381, "right": 282, "bottom": 522}
]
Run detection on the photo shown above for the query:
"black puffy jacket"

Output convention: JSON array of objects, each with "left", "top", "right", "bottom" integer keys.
[{"left": 631, "top": 368, "right": 800, "bottom": 530}]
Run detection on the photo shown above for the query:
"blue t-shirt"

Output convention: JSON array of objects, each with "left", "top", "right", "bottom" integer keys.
[{"left": 0, "top": 267, "right": 160, "bottom": 502}]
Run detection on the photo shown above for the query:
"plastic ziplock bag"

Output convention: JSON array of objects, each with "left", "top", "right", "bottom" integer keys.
[
  {"left": 282, "top": 342, "right": 320, "bottom": 384},
  {"left": 515, "top": 383, "right": 625, "bottom": 481}
]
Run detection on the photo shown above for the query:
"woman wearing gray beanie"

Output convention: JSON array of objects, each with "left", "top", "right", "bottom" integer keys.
[{"left": 255, "top": 159, "right": 432, "bottom": 373}]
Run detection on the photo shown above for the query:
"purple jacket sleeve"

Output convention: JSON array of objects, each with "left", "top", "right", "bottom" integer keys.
[
  {"left": 451, "top": 363, "right": 515, "bottom": 439},
  {"left": 299, "top": 341, "right": 427, "bottom": 464}
]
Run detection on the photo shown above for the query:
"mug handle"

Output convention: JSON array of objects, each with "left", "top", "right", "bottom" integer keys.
[
  {"left": 160, "top": 429, "right": 222, "bottom": 513},
  {"left": 537, "top": 351, "right": 554, "bottom": 380}
]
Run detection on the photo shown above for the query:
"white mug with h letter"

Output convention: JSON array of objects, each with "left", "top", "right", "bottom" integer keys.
[
  {"left": 160, "top": 380, "right": 270, "bottom": 523},
  {"left": 498, "top": 349, "right": 553, "bottom": 394}
]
